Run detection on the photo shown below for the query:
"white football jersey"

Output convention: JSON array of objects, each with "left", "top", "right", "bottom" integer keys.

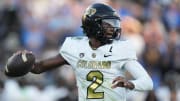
[{"left": 60, "top": 36, "right": 143, "bottom": 101}]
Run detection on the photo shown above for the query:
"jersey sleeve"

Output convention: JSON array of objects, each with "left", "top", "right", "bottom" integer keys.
[
  {"left": 59, "top": 37, "right": 75, "bottom": 64},
  {"left": 124, "top": 60, "right": 153, "bottom": 91}
]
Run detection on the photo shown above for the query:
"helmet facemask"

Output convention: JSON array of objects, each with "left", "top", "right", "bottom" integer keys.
[{"left": 96, "top": 18, "right": 121, "bottom": 44}]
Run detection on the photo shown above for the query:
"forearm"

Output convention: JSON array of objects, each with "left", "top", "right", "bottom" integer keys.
[
  {"left": 31, "top": 54, "right": 68, "bottom": 74},
  {"left": 130, "top": 76, "right": 153, "bottom": 91},
  {"left": 124, "top": 60, "right": 153, "bottom": 91}
]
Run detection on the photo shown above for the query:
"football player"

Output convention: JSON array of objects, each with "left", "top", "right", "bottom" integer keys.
[{"left": 14, "top": 3, "right": 153, "bottom": 101}]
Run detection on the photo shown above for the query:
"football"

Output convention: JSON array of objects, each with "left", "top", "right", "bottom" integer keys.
[{"left": 5, "top": 51, "right": 35, "bottom": 77}]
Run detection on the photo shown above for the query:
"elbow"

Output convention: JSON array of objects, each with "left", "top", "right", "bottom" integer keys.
[
  {"left": 132, "top": 76, "right": 154, "bottom": 91},
  {"left": 146, "top": 77, "right": 154, "bottom": 90},
  {"left": 149, "top": 79, "right": 154, "bottom": 90}
]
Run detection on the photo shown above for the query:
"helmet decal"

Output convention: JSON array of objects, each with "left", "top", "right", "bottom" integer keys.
[{"left": 85, "top": 8, "right": 96, "bottom": 16}]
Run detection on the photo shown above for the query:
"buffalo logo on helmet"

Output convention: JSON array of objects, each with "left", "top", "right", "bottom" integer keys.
[{"left": 85, "top": 8, "right": 96, "bottom": 16}]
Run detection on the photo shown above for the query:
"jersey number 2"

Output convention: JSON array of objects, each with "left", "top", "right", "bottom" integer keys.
[{"left": 86, "top": 71, "right": 104, "bottom": 99}]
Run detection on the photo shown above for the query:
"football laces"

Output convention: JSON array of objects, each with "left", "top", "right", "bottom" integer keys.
[{"left": 21, "top": 52, "right": 27, "bottom": 62}]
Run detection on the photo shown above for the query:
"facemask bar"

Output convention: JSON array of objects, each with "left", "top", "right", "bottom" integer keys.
[{"left": 102, "top": 19, "right": 120, "bottom": 28}]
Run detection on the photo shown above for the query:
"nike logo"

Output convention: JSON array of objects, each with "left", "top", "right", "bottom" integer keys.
[{"left": 104, "top": 54, "right": 112, "bottom": 57}]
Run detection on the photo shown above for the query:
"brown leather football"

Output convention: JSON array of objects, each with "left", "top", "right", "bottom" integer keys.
[{"left": 5, "top": 51, "right": 35, "bottom": 77}]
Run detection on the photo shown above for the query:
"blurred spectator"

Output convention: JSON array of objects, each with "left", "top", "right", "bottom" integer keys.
[
  {"left": 121, "top": 16, "right": 145, "bottom": 57},
  {"left": 1, "top": 79, "right": 70, "bottom": 101},
  {"left": 140, "top": 12, "right": 168, "bottom": 91},
  {"left": 0, "top": 0, "right": 21, "bottom": 40},
  {"left": 21, "top": 23, "right": 46, "bottom": 55},
  {"left": 167, "top": 30, "right": 180, "bottom": 73},
  {"left": 162, "top": 1, "right": 180, "bottom": 31},
  {"left": 145, "top": 90, "right": 158, "bottom": 101}
]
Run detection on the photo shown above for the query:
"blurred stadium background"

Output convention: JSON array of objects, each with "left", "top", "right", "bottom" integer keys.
[{"left": 0, "top": 0, "right": 180, "bottom": 101}]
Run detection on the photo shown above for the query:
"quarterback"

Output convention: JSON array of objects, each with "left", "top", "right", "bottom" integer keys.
[{"left": 8, "top": 3, "right": 153, "bottom": 101}]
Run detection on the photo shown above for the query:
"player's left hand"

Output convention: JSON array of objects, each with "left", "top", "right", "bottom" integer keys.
[{"left": 111, "top": 76, "right": 134, "bottom": 90}]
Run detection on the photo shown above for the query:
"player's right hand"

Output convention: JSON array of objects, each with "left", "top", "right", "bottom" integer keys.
[
  {"left": 111, "top": 76, "right": 134, "bottom": 90},
  {"left": 5, "top": 50, "right": 35, "bottom": 77}
]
